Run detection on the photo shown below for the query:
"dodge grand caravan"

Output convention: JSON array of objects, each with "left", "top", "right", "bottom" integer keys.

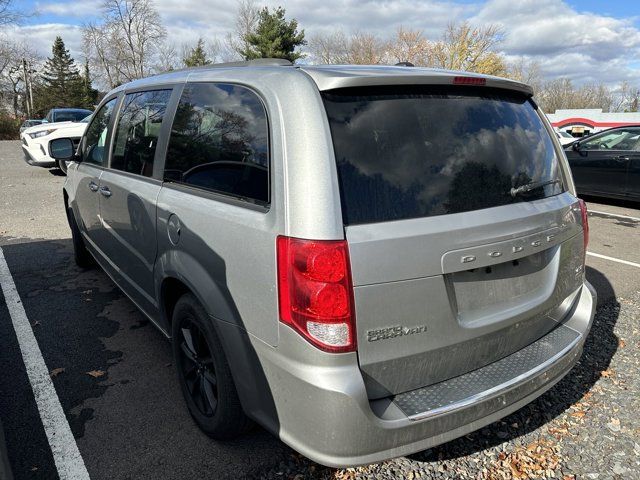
[{"left": 50, "top": 59, "right": 596, "bottom": 467}]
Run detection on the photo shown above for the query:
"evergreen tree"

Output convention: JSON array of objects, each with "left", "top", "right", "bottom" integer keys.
[
  {"left": 80, "top": 60, "right": 99, "bottom": 108},
  {"left": 240, "top": 7, "right": 306, "bottom": 63},
  {"left": 183, "top": 38, "right": 211, "bottom": 67},
  {"left": 36, "top": 37, "right": 85, "bottom": 113}
]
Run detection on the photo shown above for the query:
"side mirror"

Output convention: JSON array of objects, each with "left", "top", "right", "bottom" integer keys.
[
  {"left": 572, "top": 142, "right": 581, "bottom": 151},
  {"left": 49, "top": 138, "right": 76, "bottom": 160}
]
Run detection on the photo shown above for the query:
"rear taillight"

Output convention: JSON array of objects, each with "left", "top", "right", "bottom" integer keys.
[
  {"left": 277, "top": 236, "right": 356, "bottom": 353},
  {"left": 578, "top": 199, "right": 589, "bottom": 250}
]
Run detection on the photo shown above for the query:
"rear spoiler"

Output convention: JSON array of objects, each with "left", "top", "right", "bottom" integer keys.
[{"left": 299, "top": 66, "right": 534, "bottom": 97}]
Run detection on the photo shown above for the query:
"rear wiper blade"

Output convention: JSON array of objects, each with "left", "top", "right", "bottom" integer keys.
[{"left": 510, "top": 179, "right": 560, "bottom": 197}]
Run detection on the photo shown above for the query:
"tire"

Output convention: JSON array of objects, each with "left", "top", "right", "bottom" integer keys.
[
  {"left": 172, "top": 293, "right": 251, "bottom": 440},
  {"left": 56, "top": 158, "right": 68, "bottom": 175},
  {"left": 67, "top": 207, "right": 93, "bottom": 268}
]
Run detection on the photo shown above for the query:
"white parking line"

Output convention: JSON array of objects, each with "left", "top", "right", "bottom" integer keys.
[
  {"left": 587, "top": 251, "right": 640, "bottom": 269},
  {"left": 588, "top": 210, "right": 640, "bottom": 222},
  {"left": 0, "top": 248, "right": 90, "bottom": 480}
]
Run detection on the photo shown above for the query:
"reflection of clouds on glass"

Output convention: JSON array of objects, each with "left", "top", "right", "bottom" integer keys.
[
  {"left": 177, "top": 83, "right": 268, "bottom": 164},
  {"left": 325, "top": 89, "right": 563, "bottom": 223}
]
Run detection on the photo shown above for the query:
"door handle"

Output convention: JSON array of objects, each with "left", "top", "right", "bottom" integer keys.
[
  {"left": 614, "top": 155, "right": 630, "bottom": 161},
  {"left": 88, "top": 181, "right": 99, "bottom": 192},
  {"left": 99, "top": 186, "right": 112, "bottom": 197}
]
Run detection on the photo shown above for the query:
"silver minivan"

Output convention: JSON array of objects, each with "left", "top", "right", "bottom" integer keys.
[{"left": 51, "top": 60, "right": 596, "bottom": 467}]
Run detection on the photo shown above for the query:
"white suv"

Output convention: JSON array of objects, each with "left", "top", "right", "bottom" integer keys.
[{"left": 21, "top": 117, "right": 90, "bottom": 174}]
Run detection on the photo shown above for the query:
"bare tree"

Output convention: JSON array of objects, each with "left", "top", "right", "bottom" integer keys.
[
  {"left": 387, "top": 27, "right": 432, "bottom": 66},
  {"left": 309, "top": 29, "right": 387, "bottom": 65},
  {"left": 155, "top": 41, "right": 180, "bottom": 73},
  {"left": 83, "top": 0, "right": 166, "bottom": 87},
  {"left": 83, "top": 22, "right": 122, "bottom": 87},
  {"left": 347, "top": 32, "right": 387, "bottom": 64},
  {"left": 223, "top": 0, "right": 260, "bottom": 61},
  {"left": 0, "top": 0, "right": 23, "bottom": 26},
  {"left": 610, "top": 81, "right": 640, "bottom": 112},
  {"left": 507, "top": 57, "right": 543, "bottom": 93},
  {"left": 536, "top": 78, "right": 615, "bottom": 113},
  {"left": 430, "top": 22, "right": 506, "bottom": 75},
  {"left": 206, "top": 38, "right": 222, "bottom": 64},
  {"left": 537, "top": 78, "right": 575, "bottom": 113},
  {"left": 0, "top": 39, "right": 40, "bottom": 116},
  {"left": 308, "top": 30, "right": 350, "bottom": 64}
]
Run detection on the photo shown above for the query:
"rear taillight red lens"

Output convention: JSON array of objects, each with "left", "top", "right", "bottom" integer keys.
[
  {"left": 578, "top": 199, "right": 589, "bottom": 250},
  {"left": 277, "top": 236, "right": 356, "bottom": 353}
]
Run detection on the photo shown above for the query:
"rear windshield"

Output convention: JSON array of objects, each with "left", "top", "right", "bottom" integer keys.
[
  {"left": 322, "top": 86, "right": 565, "bottom": 225},
  {"left": 55, "top": 110, "right": 92, "bottom": 122}
]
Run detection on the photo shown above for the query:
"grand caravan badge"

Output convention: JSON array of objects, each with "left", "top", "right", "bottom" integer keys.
[{"left": 367, "top": 325, "right": 428, "bottom": 342}]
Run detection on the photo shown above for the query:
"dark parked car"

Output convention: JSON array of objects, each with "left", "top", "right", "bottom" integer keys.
[
  {"left": 44, "top": 108, "right": 93, "bottom": 123},
  {"left": 565, "top": 126, "right": 640, "bottom": 201}
]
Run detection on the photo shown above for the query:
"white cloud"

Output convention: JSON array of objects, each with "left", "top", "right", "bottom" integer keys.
[
  {"left": 36, "top": 1, "right": 101, "bottom": 17},
  {"left": 8, "top": 23, "right": 85, "bottom": 60},
  {"left": 10, "top": 0, "right": 640, "bottom": 87},
  {"left": 473, "top": 0, "right": 640, "bottom": 84}
]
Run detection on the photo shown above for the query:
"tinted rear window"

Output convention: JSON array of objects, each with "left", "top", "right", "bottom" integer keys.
[
  {"left": 322, "top": 86, "right": 565, "bottom": 225},
  {"left": 55, "top": 110, "right": 92, "bottom": 122}
]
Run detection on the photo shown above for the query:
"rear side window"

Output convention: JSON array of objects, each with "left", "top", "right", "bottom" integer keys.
[
  {"left": 164, "top": 83, "right": 269, "bottom": 205},
  {"left": 323, "top": 86, "right": 565, "bottom": 225},
  {"left": 581, "top": 127, "right": 640, "bottom": 151},
  {"left": 111, "top": 89, "right": 172, "bottom": 177}
]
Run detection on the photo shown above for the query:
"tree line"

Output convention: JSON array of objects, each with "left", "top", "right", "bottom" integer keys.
[{"left": 1, "top": 0, "right": 639, "bottom": 128}]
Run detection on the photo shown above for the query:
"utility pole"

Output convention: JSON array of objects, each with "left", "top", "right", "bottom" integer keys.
[
  {"left": 22, "top": 58, "right": 31, "bottom": 118},
  {"left": 27, "top": 65, "right": 34, "bottom": 115}
]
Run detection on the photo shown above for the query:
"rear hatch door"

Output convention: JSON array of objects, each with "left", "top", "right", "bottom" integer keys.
[{"left": 322, "top": 85, "right": 586, "bottom": 399}]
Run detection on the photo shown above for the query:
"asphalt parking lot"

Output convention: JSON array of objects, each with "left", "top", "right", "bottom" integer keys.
[{"left": 1, "top": 139, "right": 639, "bottom": 480}]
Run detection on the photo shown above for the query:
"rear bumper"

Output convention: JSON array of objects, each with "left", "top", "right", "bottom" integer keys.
[{"left": 254, "top": 281, "right": 596, "bottom": 467}]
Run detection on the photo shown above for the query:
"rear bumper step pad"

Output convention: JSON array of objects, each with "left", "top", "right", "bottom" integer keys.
[{"left": 394, "top": 324, "right": 581, "bottom": 420}]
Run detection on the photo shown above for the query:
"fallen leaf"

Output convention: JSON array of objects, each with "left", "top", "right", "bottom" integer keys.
[
  {"left": 618, "top": 338, "right": 626, "bottom": 348},
  {"left": 50, "top": 367, "right": 65, "bottom": 378},
  {"left": 570, "top": 410, "right": 586, "bottom": 419},
  {"left": 600, "top": 368, "right": 615, "bottom": 378},
  {"left": 86, "top": 370, "right": 105, "bottom": 378}
]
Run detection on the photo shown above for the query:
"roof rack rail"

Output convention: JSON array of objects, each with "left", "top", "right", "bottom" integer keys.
[
  {"left": 214, "top": 58, "right": 293, "bottom": 67},
  {"left": 166, "top": 58, "right": 292, "bottom": 75}
]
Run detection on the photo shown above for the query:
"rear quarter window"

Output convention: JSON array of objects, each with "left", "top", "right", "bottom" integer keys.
[
  {"left": 164, "top": 82, "right": 269, "bottom": 205},
  {"left": 322, "top": 86, "right": 565, "bottom": 225}
]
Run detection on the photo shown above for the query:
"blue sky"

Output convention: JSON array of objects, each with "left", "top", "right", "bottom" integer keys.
[
  {"left": 8, "top": 0, "right": 640, "bottom": 87},
  {"left": 20, "top": 0, "right": 640, "bottom": 24}
]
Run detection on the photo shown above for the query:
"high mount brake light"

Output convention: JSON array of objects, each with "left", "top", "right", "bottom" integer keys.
[
  {"left": 453, "top": 76, "right": 486, "bottom": 86},
  {"left": 277, "top": 236, "right": 356, "bottom": 353},
  {"left": 578, "top": 199, "right": 589, "bottom": 250}
]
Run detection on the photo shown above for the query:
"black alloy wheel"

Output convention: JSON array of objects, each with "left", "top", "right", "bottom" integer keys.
[
  {"left": 178, "top": 320, "right": 219, "bottom": 417},
  {"left": 171, "top": 293, "right": 251, "bottom": 439}
]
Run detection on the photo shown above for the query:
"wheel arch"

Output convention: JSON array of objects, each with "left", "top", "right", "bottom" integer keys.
[{"left": 156, "top": 261, "right": 280, "bottom": 433}]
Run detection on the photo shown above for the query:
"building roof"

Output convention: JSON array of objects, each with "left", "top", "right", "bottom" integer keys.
[{"left": 547, "top": 108, "right": 640, "bottom": 128}]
